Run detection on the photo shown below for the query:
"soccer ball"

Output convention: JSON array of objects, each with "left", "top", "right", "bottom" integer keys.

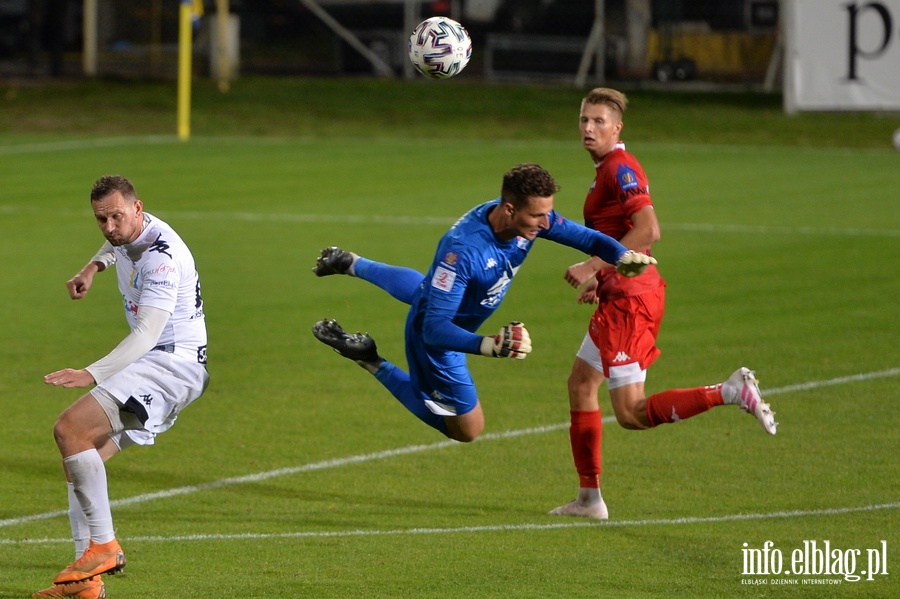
[
  {"left": 408, "top": 17, "right": 472, "bottom": 79},
  {"left": 893, "top": 128, "right": 900, "bottom": 151}
]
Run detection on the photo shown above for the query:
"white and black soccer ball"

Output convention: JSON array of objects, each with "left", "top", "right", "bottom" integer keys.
[{"left": 408, "top": 17, "right": 472, "bottom": 79}]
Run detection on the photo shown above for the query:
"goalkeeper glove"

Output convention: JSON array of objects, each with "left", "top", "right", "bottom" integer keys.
[
  {"left": 615, "top": 250, "right": 657, "bottom": 278},
  {"left": 480, "top": 322, "right": 532, "bottom": 359}
]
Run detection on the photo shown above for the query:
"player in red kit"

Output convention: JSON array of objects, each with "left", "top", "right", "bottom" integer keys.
[{"left": 549, "top": 88, "right": 778, "bottom": 520}]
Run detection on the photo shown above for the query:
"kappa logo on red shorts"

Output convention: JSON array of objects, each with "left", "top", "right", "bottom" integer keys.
[{"left": 612, "top": 351, "right": 631, "bottom": 363}]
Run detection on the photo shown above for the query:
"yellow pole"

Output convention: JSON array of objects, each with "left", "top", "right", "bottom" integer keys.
[
  {"left": 82, "top": 0, "right": 97, "bottom": 76},
  {"left": 215, "top": 0, "right": 231, "bottom": 92},
  {"left": 177, "top": 0, "right": 192, "bottom": 141}
]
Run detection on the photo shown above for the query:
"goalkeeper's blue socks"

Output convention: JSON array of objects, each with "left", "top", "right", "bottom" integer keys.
[
  {"left": 374, "top": 361, "right": 449, "bottom": 435},
  {"left": 354, "top": 258, "right": 423, "bottom": 305}
]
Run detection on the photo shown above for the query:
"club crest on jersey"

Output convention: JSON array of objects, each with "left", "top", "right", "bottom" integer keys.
[
  {"left": 442, "top": 252, "right": 458, "bottom": 266},
  {"left": 616, "top": 164, "right": 639, "bottom": 191}
]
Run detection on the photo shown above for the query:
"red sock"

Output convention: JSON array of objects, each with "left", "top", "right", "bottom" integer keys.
[
  {"left": 569, "top": 410, "right": 602, "bottom": 488},
  {"left": 645, "top": 385, "right": 724, "bottom": 427}
]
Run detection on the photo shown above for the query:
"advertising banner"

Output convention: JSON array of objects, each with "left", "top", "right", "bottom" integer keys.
[{"left": 785, "top": 0, "right": 900, "bottom": 111}]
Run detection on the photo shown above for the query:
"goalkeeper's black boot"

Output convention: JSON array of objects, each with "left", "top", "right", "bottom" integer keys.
[
  {"left": 312, "top": 247, "right": 356, "bottom": 277},
  {"left": 313, "top": 319, "right": 379, "bottom": 363}
]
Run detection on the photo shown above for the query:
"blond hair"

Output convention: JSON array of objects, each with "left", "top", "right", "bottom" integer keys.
[{"left": 583, "top": 88, "right": 627, "bottom": 118}]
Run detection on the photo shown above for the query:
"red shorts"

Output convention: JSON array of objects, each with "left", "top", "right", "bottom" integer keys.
[{"left": 588, "top": 285, "right": 665, "bottom": 379}]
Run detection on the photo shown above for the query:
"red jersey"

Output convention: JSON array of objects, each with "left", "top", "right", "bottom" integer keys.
[{"left": 584, "top": 142, "right": 664, "bottom": 299}]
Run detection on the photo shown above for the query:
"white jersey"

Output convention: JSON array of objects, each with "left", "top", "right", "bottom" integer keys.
[{"left": 109, "top": 212, "right": 207, "bottom": 364}]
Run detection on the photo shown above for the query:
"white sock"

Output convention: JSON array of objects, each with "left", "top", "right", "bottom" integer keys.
[
  {"left": 577, "top": 487, "right": 602, "bottom": 506},
  {"left": 66, "top": 482, "right": 90, "bottom": 559},
  {"left": 720, "top": 380, "right": 739, "bottom": 405},
  {"left": 64, "top": 449, "right": 116, "bottom": 544}
]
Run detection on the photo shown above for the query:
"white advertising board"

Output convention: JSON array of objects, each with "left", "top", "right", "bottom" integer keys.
[{"left": 784, "top": 0, "right": 900, "bottom": 111}]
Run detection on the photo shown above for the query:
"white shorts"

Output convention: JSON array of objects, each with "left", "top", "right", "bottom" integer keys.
[
  {"left": 93, "top": 350, "right": 209, "bottom": 446},
  {"left": 575, "top": 332, "right": 646, "bottom": 390}
]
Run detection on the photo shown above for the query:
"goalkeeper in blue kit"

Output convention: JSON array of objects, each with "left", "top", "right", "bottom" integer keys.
[{"left": 312, "top": 163, "right": 654, "bottom": 442}]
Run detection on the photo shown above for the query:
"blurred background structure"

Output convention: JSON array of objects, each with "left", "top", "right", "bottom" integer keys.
[{"left": 0, "top": 0, "right": 781, "bottom": 86}]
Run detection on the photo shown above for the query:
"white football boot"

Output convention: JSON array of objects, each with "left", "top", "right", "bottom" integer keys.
[
  {"left": 724, "top": 367, "right": 777, "bottom": 435},
  {"left": 549, "top": 497, "right": 609, "bottom": 520}
]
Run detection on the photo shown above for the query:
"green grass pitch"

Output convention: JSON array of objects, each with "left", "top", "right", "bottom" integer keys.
[{"left": 0, "top": 78, "right": 898, "bottom": 598}]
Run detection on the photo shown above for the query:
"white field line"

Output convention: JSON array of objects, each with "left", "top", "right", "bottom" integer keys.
[
  {"left": 1, "top": 205, "right": 897, "bottom": 237},
  {"left": 664, "top": 223, "right": 900, "bottom": 238},
  {"left": 0, "top": 368, "right": 897, "bottom": 538},
  {"left": 3, "top": 502, "right": 899, "bottom": 546},
  {"left": 0, "top": 135, "right": 895, "bottom": 157},
  {"left": 0, "top": 136, "right": 175, "bottom": 155}
]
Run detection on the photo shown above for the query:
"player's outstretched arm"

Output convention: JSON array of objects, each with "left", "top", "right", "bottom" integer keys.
[
  {"left": 68, "top": 243, "right": 116, "bottom": 300},
  {"left": 46, "top": 306, "right": 169, "bottom": 390},
  {"left": 615, "top": 250, "right": 657, "bottom": 278},
  {"left": 480, "top": 322, "right": 532, "bottom": 359}
]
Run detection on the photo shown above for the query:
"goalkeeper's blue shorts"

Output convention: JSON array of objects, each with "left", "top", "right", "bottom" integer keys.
[{"left": 404, "top": 324, "right": 479, "bottom": 417}]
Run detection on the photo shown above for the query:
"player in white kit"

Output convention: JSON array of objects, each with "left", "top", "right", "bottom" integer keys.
[{"left": 35, "top": 176, "right": 209, "bottom": 599}]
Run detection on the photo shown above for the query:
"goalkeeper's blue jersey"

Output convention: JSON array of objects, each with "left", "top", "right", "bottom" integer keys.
[{"left": 407, "top": 198, "right": 626, "bottom": 356}]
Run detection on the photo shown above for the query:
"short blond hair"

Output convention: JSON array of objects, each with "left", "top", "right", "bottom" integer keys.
[{"left": 583, "top": 88, "right": 627, "bottom": 117}]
